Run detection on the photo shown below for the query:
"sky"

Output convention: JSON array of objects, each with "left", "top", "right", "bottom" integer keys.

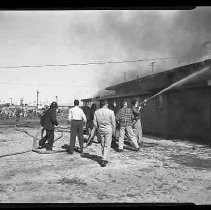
[{"left": 0, "top": 8, "right": 211, "bottom": 106}]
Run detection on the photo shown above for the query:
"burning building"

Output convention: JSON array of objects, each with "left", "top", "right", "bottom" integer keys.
[{"left": 82, "top": 59, "right": 211, "bottom": 145}]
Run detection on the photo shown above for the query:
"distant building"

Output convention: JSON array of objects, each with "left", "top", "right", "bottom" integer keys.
[
  {"left": 81, "top": 98, "right": 100, "bottom": 109},
  {"left": 0, "top": 103, "right": 10, "bottom": 108},
  {"left": 82, "top": 59, "right": 211, "bottom": 145}
]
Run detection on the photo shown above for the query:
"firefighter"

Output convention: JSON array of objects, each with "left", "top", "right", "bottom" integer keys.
[
  {"left": 38, "top": 102, "right": 59, "bottom": 151},
  {"left": 40, "top": 106, "right": 48, "bottom": 139},
  {"left": 88, "top": 103, "right": 101, "bottom": 144},
  {"left": 92, "top": 100, "right": 116, "bottom": 167},
  {"left": 81, "top": 102, "right": 91, "bottom": 135},
  {"left": 110, "top": 101, "right": 118, "bottom": 116},
  {"left": 90, "top": 103, "right": 97, "bottom": 129},
  {"left": 131, "top": 98, "right": 146, "bottom": 146},
  {"left": 116, "top": 101, "right": 139, "bottom": 152},
  {"left": 68, "top": 100, "right": 87, "bottom": 154},
  {"left": 110, "top": 101, "right": 118, "bottom": 148}
]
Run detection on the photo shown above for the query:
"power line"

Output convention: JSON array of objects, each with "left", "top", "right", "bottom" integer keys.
[
  {"left": 0, "top": 52, "right": 211, "bottom": 69},
  {"left": 0, "top": 56, "right": 182, "bottom": 69}
]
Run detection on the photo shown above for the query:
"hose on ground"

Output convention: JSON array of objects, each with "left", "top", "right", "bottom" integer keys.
[
  {"left": 0, "top": 149, "right": 33, "bottom": 158},
  {"left": 0, "top": 122, "right": 66, "bottom": 158}
]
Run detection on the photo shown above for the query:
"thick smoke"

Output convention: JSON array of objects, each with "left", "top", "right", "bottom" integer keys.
[
  {"left": 99, "top": 9, "right": 211, "bottom": 96},
  {"left": 101, "top": 9, "right": 211, "bottom": 62},
  {"left": 70, "top": 9, "right": 211, "bottom": 97},
  {"left": 169, "top": 8, "right": 211, "bottom": 62}
]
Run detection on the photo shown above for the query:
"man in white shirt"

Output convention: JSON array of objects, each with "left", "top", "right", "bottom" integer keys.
[
  {"left": 68, "top": 99, "right": 87, "bottom": 154},
  {"left": 93, "top": 100, "right": 116, "bottom": 167}
]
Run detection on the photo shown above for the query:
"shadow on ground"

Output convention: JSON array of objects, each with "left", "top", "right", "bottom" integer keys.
[
  {"left": 171, "top": 154, "right": 211, "bottom": 170},
  {"left": 80, "top": 153, "right": 102, "bottom": 166},
  {"left": 143, "top": 134, "right": 211, "bottom": 147}
]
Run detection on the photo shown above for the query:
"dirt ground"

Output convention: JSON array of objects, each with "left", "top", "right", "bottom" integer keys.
[{"left": 0, "top": 123, "right": 211, "bottom": 204}]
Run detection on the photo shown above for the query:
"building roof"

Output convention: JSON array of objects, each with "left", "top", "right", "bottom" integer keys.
[
  {"left": 105, "top": 59, "right": 211, "bottom": 92},
  {"left": 93, "top": 91, "right": 152, "bottom": 101},
  {"left": 81, "top": 90, "right": 152, "bottom": 101},
  {"left": 81, "top": 98, "right": 95, "bottom": 102},
  {"left": 82, "top": 59, "right": 211, "bottom": 102}
]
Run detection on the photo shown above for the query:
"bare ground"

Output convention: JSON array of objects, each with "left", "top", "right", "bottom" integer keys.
[{"left": 0, "top": 126, "right": 211, "bottom": 204}]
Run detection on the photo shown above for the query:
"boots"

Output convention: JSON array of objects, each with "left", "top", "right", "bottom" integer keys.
[{"left": 101, "top": 160, "right": 108, "bottom": 167}]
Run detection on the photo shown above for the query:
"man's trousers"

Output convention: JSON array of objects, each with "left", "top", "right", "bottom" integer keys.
[
  {"left": 133, "top": 119, "right": 143, "bottom": 143},
  {"left": 39, "top": 129, "right": 54, "bottom": 150},
  {"left": 118, "top": 126, "right": 139, "bottom": 150},
  {"left": 69, "top": 120, "right": 84, "bottom": 154},
  {"left": 89, "top": 127, "right": 101, "bottom": 143},
  {"left": 99, "top": 131, "right": 112, "bottom": 161}
]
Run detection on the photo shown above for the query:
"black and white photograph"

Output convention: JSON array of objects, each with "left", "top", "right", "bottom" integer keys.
[{"left": 0, "top": 8, "right": 211, "bottom": 204}]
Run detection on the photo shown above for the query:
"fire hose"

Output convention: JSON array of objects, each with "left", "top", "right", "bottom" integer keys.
[
  {"left": 139, "top": 65, "right": 211, "bottom": 106},
  {"left": 15, "top": 123, "right": 67, "bottom": 154},
  {"left": 0, "top": 122, "right": 92, "bottom": 158},
  {"left": 0, "top": 123, "right": 67, "bottom": 158}
]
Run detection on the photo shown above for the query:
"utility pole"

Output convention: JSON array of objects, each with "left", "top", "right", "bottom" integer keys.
[
  {"left": 55, "top": 96, "right": 58, "bottom": 104},
  {"left": 20, "top": 97, "right": 24, "bottom": 106},
  {"left": 150, "top": 61, "right": 156, "bottom": 74},
  {"left": 9, "top": 98, "right": 13, "bottom": 105},
  {"left": 36, "top": 90, "right": 39, "bottom": 108}
]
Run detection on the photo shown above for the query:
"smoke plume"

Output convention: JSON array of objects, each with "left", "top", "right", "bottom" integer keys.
[{"left": 70, "top": 9, "right": 211, "bottom": 97}]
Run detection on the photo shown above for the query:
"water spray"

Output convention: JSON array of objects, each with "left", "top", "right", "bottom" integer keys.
[{"left": 139, "top": 65, "right": 211, "bottom": 106}]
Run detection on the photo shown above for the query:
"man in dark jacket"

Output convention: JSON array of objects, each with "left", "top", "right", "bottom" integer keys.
[
  {"left": 81, "top": 102, "right": 91, "bottom": 135},
  {"left": 110, "top": 101, "right": 118, "bottom": 116},
  {"left": 38, "top": 102, "right": 59, "bottom": 151}
]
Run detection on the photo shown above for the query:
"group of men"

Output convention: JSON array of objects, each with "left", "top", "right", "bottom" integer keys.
[{"left": 38, "top": 98, "right": 145, "bottom": 167}]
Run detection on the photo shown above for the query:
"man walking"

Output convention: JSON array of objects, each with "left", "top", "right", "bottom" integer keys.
[
  {"left": 93, "top": 100, "right": 116, "bottom": 167},
  {"left": 116, "top": 101, "right": 139, "bottom": 152},
  {"left": 38, "top": 102, "right": 59, "bottom": 151},
  {"left": 68, "top": 99, "right": 86, "bottom": 154}
]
